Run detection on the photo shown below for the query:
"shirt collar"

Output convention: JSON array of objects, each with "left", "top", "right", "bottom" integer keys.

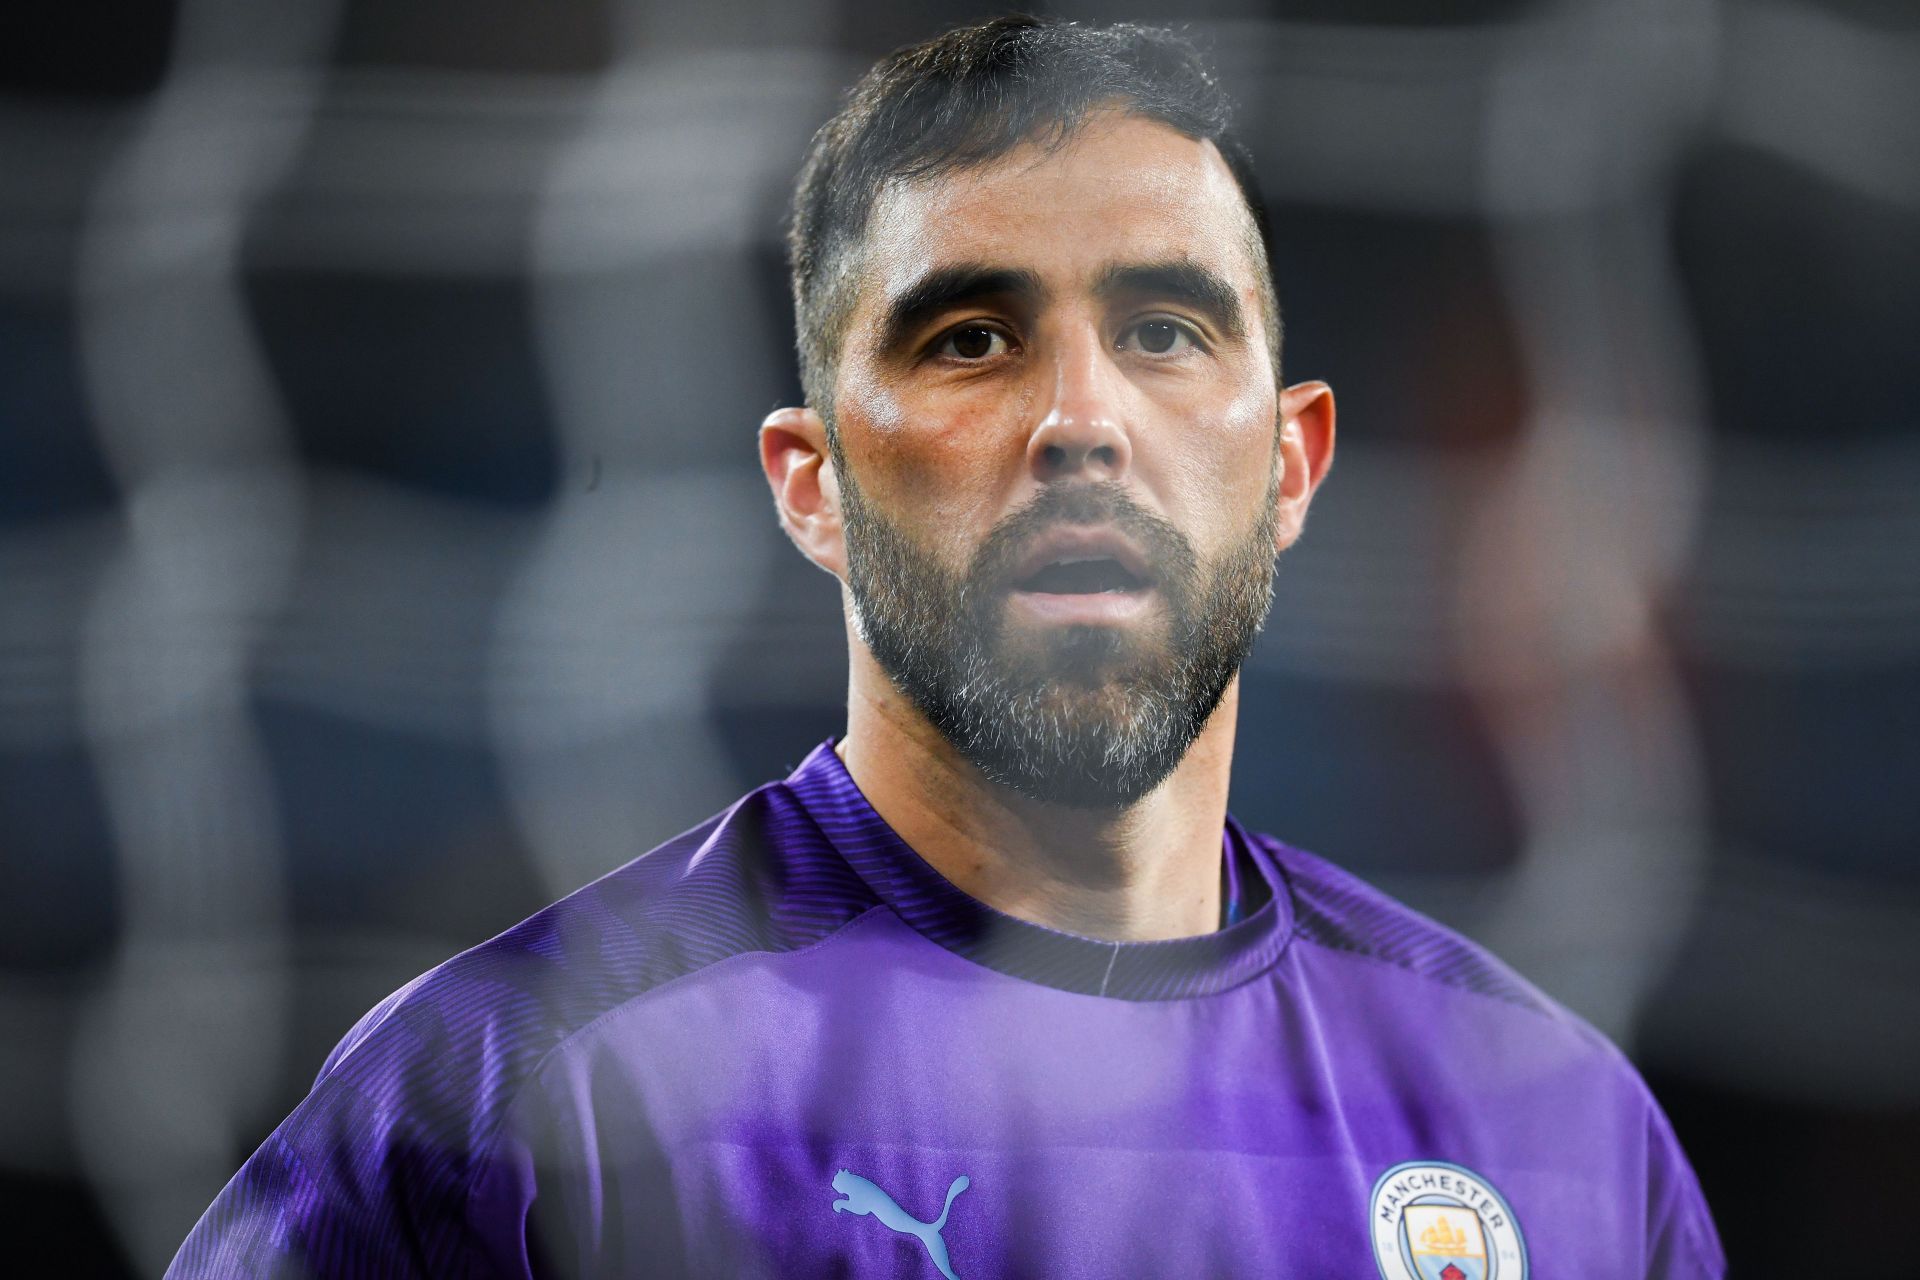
[{"left": 780, "top": 739, "right": 1293, "bottom": 1001}]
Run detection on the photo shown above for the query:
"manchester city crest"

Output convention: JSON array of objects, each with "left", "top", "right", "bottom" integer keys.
[{"left": 1369, "top": 1161, "right": 1527, "bottom": 1280}]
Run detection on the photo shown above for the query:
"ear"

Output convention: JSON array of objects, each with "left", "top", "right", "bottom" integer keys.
[
  {"left": 1273, "top": 380, "right": 1336, "bottom": 553},
  {"left": 759, "top": 406, "right": 847, "bottom": 578}
]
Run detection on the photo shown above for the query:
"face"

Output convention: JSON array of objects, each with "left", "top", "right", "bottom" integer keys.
[{"left": 823, "top": 114, "right": 1305, "bottom": 808}]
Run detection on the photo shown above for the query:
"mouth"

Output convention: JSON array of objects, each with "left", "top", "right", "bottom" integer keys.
[
  {"left": 1015, "top": 555, "right": 1151, "bottom": 595},
  {"left": 1006, "top": 528, "right": 1157, "bottom": 622}
]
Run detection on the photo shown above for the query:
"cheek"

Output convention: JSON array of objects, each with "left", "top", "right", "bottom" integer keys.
[
  {"left": 844, "top": 376, "right": 1032, "bottom": 526},
  {"left": 1156, "top": 381, "right": 1277, "bottom": 538}
]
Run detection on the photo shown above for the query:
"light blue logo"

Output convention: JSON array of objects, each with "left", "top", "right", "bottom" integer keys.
[{"left": 831, "top": 1169, "right": 971, "bottom": 1280}]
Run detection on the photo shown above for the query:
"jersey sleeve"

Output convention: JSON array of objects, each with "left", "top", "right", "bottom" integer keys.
[
  {"left": 1642, "top": 1095, "right": 1726, "bottom": 1279},
  {"left": 164, "top": 1038, "right": 541, "bottom": 1278}
]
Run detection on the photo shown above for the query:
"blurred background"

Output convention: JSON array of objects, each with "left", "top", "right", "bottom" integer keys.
[{"left": 2, "top": 0, "right": 1915, "bottom": 1273}]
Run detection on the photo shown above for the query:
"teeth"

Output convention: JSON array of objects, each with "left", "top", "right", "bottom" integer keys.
[{"left": 1048, "top": 554, "right": 1114, "bottom": 567}]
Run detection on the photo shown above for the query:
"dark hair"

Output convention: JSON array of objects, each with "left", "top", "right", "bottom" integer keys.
[{"left": 787, "top": 15, "right": 1279, "bottom": 424}]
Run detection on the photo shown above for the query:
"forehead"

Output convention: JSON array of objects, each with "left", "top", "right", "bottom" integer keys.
[{"left": 856, "top": 114, "right": 1262, "bottom": 313}]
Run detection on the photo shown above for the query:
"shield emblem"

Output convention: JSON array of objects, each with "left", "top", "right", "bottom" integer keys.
[{"left": 1404, "top": 1204, "right": 1490, "bottom": 1280}]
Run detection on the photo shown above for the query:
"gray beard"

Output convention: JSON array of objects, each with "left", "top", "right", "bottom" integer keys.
[{"left": 839, "top": 465, "right": 1279, "bottom": 810}]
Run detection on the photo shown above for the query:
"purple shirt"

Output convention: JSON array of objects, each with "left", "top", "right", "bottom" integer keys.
[{"left": 169, "top": 740, "right": 1723, "bottom": 1278}]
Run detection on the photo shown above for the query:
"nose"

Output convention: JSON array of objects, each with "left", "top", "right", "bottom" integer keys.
[{"left": 1027, "top": 333, "right": 1132, "bottom": 483}]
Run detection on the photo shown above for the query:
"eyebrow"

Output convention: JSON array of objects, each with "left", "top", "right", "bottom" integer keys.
[
  {"left": 878, "top": 264, "right": 1050, "bottom": 355},
  {"left": 1095, "top": 260, "right": 1248, "bottom": 343}
]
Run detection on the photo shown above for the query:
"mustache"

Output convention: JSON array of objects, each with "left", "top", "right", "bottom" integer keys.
[{"left": 966, "top": 482, "right": 1199, "bottom": 595}]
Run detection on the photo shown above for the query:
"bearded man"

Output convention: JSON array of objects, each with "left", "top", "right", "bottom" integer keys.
[{"left": 170, "top": 17, "right": 1723, "bottom": 1279}]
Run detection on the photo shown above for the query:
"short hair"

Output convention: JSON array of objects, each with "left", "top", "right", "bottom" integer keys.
[{"left": 786, "top": 15, "right": 1280, "bottom": 426}]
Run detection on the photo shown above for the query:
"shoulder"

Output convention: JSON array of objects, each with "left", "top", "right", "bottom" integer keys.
[
  {"left": 169, "top": 778, "right": 882, "bottom": 1274},
  {"left": 1250, "top": 833, "right": 1725, "bottom": 1275},
  {"left": 313, "top": 778, "right": 878, "bottom": 1146},
  {"left": 1258, "top": 833, "right": 1578, "bottom": 1022}
]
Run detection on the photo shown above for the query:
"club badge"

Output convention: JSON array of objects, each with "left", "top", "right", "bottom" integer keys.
[{"left": 1369, "top": 1161, "right": 1527, "bottom": 1280}]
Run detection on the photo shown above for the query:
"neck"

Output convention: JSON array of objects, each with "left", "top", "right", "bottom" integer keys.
[{"left": 837, "top": 643, "right": 1239, "bottom": 943}]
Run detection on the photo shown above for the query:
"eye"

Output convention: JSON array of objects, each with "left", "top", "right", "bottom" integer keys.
[
  {"left": 935, "top": 325, "right": 1011, "bottom": 360},
  {"left": 1120, "top": 317, "right": 1200, "bottom": 356}
]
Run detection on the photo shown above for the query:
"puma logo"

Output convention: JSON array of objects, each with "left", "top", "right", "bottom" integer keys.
[{"left": 830, "top": 1169, "right": 971, "bottom": 1280}]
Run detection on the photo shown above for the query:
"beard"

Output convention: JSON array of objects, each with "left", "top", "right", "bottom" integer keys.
[{"left": 839, "top": 459, "right": 1280, "bottom": 810}]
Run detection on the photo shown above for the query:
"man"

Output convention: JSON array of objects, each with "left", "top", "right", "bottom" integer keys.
[{"left": 171, "top": 17, "right": 1722, "bottom": 1279}]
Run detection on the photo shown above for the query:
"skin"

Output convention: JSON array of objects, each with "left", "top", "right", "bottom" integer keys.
[{"left": 760, "top": 112, "right": 1336, "bottom": 942}]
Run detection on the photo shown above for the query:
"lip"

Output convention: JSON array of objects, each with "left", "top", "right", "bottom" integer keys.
[
  {"left": 1007, "top": 586, "right": 1158, "bottom": 625},
  {"left": 1003, "top": 523, "right": 1158, "bottom": 627},
  {"left": 1007, "top": 524, "right": 1154, "bottom": 589}
]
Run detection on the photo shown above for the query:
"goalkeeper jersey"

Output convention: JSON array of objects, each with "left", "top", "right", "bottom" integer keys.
[{"left": 168, "top": 739, "right": 1723, "bottom": 1279}]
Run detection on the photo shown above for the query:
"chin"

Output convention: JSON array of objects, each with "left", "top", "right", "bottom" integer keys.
[
  {"left": 948, "top": 672, "right": 1211, "bottom": 810},
  {"left": 971, "top": 739, "right": 1184, "bottom": 811},
  {"left": 1000, "top": 618, "right": 1165, "bottom": 686}
]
